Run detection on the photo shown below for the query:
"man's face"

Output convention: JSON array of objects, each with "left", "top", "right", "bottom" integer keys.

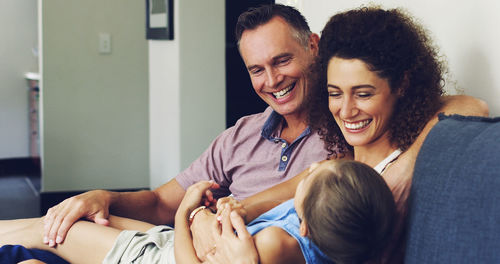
[{"left": 239, "top": 17, "right": 317, "bottom": 119}]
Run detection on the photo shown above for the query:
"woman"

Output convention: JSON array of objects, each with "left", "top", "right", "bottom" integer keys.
[
  {"left": 1, "top": 160, "right": 396, "bottom": 264},
  {"left": 308, "top": 7, "right": 447, "bottom": 261},
  {"left": 213, "top": 6, "right": 488, "bottom": 263}
]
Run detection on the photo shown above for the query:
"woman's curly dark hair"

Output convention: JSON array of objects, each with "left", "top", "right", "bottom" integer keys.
[{"left": 307, "top": 7, "right": 445, "bottom": 157}]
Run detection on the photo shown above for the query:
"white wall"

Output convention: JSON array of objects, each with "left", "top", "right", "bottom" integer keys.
[
  {"left": 41, "top": 0, "right": 149, "bottom": 191},
  {"left": 279, "top": 0, "right": 500, "bottom": 116},
  {"left": 149, "top": 0, "right": 226, "bottom": 188},
  {"left": 0, "top": 1, "right": 38, "bottom": 159}
]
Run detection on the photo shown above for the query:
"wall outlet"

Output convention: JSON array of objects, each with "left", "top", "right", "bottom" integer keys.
[{"left": 99, "top": 33, "right": 111, "bottom": 54}]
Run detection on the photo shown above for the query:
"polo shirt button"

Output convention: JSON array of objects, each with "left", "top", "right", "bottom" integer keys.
[
  {"left": 281, "top": 156, "right": 288, "bottom": 162},
  {"left": 281, "top": 142, "right": 286, "bottom": 148}
]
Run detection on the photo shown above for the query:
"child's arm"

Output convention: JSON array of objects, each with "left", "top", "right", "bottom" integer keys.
[
  {"left": 253, "top": 226, "right": 305, "bottom": 264},
  {"left": 175, "top": 210, "right": 204, "bottom": 264},
  {"left": 206, "top": 206, "right": 305, "bottom": 264},
  {"left": 175, "top": 181, "right": 220, "bottom": 264}
]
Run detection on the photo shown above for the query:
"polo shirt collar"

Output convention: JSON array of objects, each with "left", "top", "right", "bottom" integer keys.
[{"left": 261, "top": 110, "right": 311, "bottom": 140}]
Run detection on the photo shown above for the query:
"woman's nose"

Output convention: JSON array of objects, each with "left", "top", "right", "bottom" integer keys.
[{"left": 339, "top": 97, "right": 358, "bottom": 119}]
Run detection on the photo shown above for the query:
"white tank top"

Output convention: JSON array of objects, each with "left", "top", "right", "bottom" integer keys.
[{"left": 374, "top": 149, "right": 403, "bottom": 175}]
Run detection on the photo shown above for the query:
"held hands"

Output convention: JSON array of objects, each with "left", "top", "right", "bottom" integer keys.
[
  {"left": 215, "top": 197, "right": 247, "bottom": 223},
  {"left": 177, "top": 181, "right": 220, "bottom": 217},
  {"left": 205, "top": 205, "right": 259, "bottom": 264},
  {"left": 42, "top": 190, "right": 111, "bottom": 247}
]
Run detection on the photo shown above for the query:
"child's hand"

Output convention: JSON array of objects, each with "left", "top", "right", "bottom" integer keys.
[
  {"left": 201, "top": 188, "right": 217, "bottom": 209},
  {"left": 216, "top": 197, "right": 247, "bottom": 223},
  {"left": 179, "top": 181, "right": 220, "bottom": 214}
]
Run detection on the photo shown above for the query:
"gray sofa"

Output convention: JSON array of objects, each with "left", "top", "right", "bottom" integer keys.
[{"left": 405, "top": 114, "right": 500, "bottom": 263}]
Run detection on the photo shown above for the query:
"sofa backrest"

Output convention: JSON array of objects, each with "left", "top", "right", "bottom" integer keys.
[{"left": 405, "top": 114, "right": 500, "bottom": 263}]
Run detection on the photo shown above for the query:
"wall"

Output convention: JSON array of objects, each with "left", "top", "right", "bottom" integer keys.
[
  {"left": 0, "top": 1, "right": 38, "bottom": 159},
  {"left": 279, "top": 0, "right": 500, "bottom": 116},
  {"left": 150, "top": 0, "right": 226, "bottom": 188},
  {"left": 41, "top": 0, "right": 149, "bottom": 191}
]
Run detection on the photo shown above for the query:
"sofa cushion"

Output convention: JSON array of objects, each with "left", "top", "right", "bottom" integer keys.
[{"left": 405, "top": 114, "right": 500, "bottom": 263}]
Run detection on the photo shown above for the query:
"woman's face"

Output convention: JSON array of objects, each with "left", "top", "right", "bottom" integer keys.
[{"left": 327, "top": 57, "right": 398, "bottom": 148}]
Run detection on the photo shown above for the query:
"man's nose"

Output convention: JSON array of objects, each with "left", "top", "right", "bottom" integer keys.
[{"left": 265, "top": 69, "right": 283, "bottom": 88}]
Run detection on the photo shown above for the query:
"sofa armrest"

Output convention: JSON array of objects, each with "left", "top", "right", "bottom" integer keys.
[{"left": 405, "top": 114, "right": 500, "bottom": 263}]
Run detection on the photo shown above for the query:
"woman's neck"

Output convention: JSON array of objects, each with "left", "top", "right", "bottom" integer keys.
[{"left": 353, "top": 132, "right": 399, "bottom": 169}]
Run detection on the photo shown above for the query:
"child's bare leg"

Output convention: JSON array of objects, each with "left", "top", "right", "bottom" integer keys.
[
  {"left": 107, "top": 215, "right": 155, "bottom": 232},
  {"left": 0, "top": 218, "right": 38, "bottom": 236},
  {"left": 1, "top": 216, "right": 157, "bottom": 264},
  {"left": 1, "top": 217, "right": 120, "bottom": 264}
]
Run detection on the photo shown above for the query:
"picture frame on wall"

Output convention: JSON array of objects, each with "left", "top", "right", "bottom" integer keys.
[{"left": 146, "top": 0, "right": 173, "bottom": 40}]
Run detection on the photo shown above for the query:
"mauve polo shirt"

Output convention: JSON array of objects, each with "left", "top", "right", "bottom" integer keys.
[{"left": 176, "top": 107, "right": 329, "bottom": 200}]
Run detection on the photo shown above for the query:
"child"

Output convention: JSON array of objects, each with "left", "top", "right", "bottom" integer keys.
[
  {"left": 175, "top": 160, "right": 396, "bottom": 264},
  {"left": 0, "top": 160, "right": 395, "bottom": 264}
]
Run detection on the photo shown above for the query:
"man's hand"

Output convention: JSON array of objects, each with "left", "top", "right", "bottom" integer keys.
[
  {"left": 43, "top": 190, "right": 111, "bottom": 247},
  {"left": 205, "top": 206, "right": 258, "bottom": 264}
]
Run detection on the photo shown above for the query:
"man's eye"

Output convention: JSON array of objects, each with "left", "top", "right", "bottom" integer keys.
[
  {"left": 276, "top": 57, "right": 291, "bottom": 65},
  {"left": 250, "top": 68, "right": 263, "bottom": 75}
]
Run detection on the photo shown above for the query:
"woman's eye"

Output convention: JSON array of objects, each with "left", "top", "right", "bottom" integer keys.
[
  {"left": 328, "top": 92, "right": 341, "bottom": 97},
  {"left": 356, "top": 92, "right": 372, "bottom": 98}
]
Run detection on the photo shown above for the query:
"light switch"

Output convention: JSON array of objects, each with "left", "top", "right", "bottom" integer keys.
[{"left": 99, "top": 33, "right": 111, "bottom": 54}]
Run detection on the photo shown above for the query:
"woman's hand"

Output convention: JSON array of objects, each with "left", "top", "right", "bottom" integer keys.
[
  {"left": 205, "top": 205, "right": 259, "bottom": 264},
  {"left": 215, "top": 197, "right": 247, "bottom": 223}
]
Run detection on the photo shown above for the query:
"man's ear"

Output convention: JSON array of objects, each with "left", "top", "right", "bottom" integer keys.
[
  {"left": 299, "top": 220, "right": 309, "bottom": 237},
  {"left": 308, "top": 33, "right": 320, "bottom": 55}
]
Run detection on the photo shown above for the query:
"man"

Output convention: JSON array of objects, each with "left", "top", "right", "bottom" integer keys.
[{"left": 42, "top": 4, "right": 328, "bottom": 248}]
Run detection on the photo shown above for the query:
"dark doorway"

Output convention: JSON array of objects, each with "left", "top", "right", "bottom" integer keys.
[{"left": 225, "top": 0, "right": 275, "bottom": 128}]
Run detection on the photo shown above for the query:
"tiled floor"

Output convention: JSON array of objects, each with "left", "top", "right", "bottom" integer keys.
[{"left": 0, "top": 175, "right": 41, "bottom": 219}]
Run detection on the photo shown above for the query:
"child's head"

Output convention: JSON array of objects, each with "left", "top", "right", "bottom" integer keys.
[{"left": 294, "top": 160, "right": 396, "bottom": 264}]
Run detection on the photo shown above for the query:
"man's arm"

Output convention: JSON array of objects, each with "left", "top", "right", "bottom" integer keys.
[
  {"left": 408, "top": 95, "right": 489, "bottom": 156},
  {"left": 440, "top": 95, "right": 489, "bottom": 117},
  {"left": 241, "top": 167, "right": 309, "bottom": 222},
  {"left": 44, "top": 178, "right": 186, "bottom": 246},
  {"left": 110, "top": 178, "right": 186, "bottom": 224}
]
